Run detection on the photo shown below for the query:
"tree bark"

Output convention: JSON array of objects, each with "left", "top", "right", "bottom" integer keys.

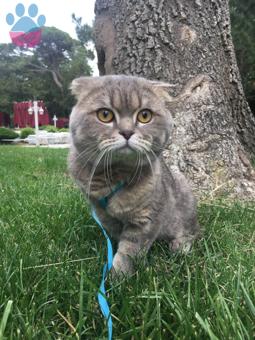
[{"left": 94, "top": 0, "right": 255, "bottom": 199}]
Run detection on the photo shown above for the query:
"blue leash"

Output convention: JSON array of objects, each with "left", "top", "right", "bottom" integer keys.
[
  {"left": 91, "top": 180, "right": 125, "bottom": 340},
  {"left": 92, "top": 208, "right": 113, "bottom": 340}
]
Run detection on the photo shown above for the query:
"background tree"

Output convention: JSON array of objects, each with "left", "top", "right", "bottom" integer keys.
[
  {"left": 94, "top": 0, "right": 255, "bottom": 198},
  {"left": 0, "top": 44, "right": 30, "bottom": 113},
  {"left": 230, "top": 0, "right": 255, "bottom": 114},
  {"left": 72, "top": 14, "right": 95, "bottom": 62},
  {"left": 0, "top": 26, "right": 93, "bottom": 117},
  {"left": 72, "top": 14, "right": 94, "bottom": 46}
]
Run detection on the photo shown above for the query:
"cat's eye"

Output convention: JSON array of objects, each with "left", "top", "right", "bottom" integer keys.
[
  {"left": 97, "top": 108, "right": 114, "bottom": 123},
  {"left": 137, "top": 109, "right": 153, "bottom": 124}
]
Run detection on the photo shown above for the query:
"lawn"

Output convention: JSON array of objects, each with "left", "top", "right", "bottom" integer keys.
[{"left": 0, "top": 146, "right": 254, "bottom": 339}]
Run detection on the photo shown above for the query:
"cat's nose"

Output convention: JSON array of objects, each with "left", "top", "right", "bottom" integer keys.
[{"left": 119, "top": 130, "right": 134, "bottom": 140}]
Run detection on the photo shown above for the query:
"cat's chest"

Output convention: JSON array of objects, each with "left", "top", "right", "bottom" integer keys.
[{"left": 92, "top": 178, "right": 154, "bottom": 219}]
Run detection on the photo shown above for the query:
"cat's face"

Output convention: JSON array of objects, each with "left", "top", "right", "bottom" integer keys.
[{"left": 70, "top": 75, "right": 173, "bottom": 166}]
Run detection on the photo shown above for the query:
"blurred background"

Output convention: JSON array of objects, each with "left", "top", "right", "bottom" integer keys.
[{"left": 0, "top": 0, "right": 254, "bottom": 128}]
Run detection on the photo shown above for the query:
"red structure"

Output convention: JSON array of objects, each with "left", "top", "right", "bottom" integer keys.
[
  {"left": 13, "top": 101, "right": 50, "bottom": 128},
  {"left": 0, "top": 112, "right": 11, "bottom": 127}
]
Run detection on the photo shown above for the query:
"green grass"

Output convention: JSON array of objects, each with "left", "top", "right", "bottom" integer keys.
[{"left": 0, "top": 146, "right": 254, "bottom": 339}]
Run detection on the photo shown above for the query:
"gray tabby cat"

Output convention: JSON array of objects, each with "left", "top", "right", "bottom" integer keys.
[{"left": 68, "top": 75, "right": 199, "bottom": 276}]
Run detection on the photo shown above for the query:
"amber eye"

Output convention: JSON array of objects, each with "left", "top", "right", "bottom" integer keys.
[
  {"left": 137, "top": 109, "right": 153, "bottom": 124},
  {"left": 97, "top": 108, "right": 114, "bottom": 123}
]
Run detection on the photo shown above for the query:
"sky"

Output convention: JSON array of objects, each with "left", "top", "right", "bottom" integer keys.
[{"left": 0, "top": 0, "right": 97, "bottom": 73}]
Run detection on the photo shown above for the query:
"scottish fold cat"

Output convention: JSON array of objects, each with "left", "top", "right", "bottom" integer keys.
[{"left": 69, "top": 75, "right": 199, "bottom": 276}]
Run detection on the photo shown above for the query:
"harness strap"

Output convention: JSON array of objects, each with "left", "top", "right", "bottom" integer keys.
[{"left": 98, "top": 180, "right": 126, "bottom": 209}]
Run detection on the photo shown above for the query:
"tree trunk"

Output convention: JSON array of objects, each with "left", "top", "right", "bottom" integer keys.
[{"left": 94, "top": 0, "right": 255, "bottom": 199}]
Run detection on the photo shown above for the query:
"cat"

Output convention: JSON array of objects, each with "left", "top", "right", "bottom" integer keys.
[{"left": 68, "top": 75, "right": 200, "bottom": 276}]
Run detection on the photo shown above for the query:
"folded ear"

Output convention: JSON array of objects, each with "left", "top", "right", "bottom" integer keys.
[{"left": 70, "top": 76, "right": 101, "bottom": 100}]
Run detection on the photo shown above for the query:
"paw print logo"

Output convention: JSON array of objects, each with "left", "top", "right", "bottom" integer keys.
[{"left": 6, "top": 3, "right": 46, "bottom": 48}]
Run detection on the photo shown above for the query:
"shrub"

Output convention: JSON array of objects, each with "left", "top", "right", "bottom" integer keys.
[
  {"left": 20, "top": 127, "right": 35, "bottom": 139},
  {"left": 47, "top": 126, "right": 58, "bottom": 133},
  {"left": 40, "top": 125, "right": 58, "bottom": 133},
  {"left": 0, "top": 127, "right": 19, "bottom": 140},
  {"left": 58, "top": 128, "right": 69, "bottom": 132}
]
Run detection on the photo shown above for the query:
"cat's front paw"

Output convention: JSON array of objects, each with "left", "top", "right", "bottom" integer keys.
[
  {"left": 112, "top": 252, "right": 134, "bottom": 277},
  {"left": 169, "top": 236, "right": 194, "bottom": 254}
]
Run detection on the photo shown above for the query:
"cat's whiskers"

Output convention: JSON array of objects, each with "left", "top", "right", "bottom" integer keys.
[
  {"left": 131, "top": 138, "right": 156, "bottom": 179},
  {"left": 103, "top": 150, "right": 109, "bottom": 190},
  {"left": 102, "top": 139, "right": 145, "bottom": 188},
  {"left": 152, "top": 141, "right": 167, "bottom": 152},
  {"left": 87, "top": 148, "right": 108, "bottom": 198},
  {"left": 69, "top": 145, "right": 98, "bottom": 179},
  {"left": 136, "top": 152, "right": 143, "bottom": 186},
  {"left": 144, "top": 150, "right": 156, "bottom": 179},
  {"left": 71, "top": 144, "right": 96, "bottom": 164},
  {"left": 74, "top": 139, "right": 103, "bottom": 161},
  {"left": 75, "top": 144, "right": 97, "bottom": 168},
  {"left": 84, "top": 136, "right": 157, "bottom": 195},
  {"left": 127, "top": 151, "right": 142, "bottom": 187},
  {"left": 109, "top": 150, "right": 114, "bottom": 184},
  {"left": 77, "top": 149, "right": 98, "bottom": 178},
  {"left": 107, "top": 149, "right": 114, "bottom": 187},
  {"left": 105, "top": 149, "right": 112, "bottom": 190},
  {"left": 99, "top": 138, "right": 119, "bottom": 151},
  {"left": 75, "top": 139, "right": 101, "bottom": 155},
  {"left": 149, "top": 149, "right": 158, "bottom": 162},
  {"left": 135, "top": 137, "right": 152, "bottom": 152}
]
